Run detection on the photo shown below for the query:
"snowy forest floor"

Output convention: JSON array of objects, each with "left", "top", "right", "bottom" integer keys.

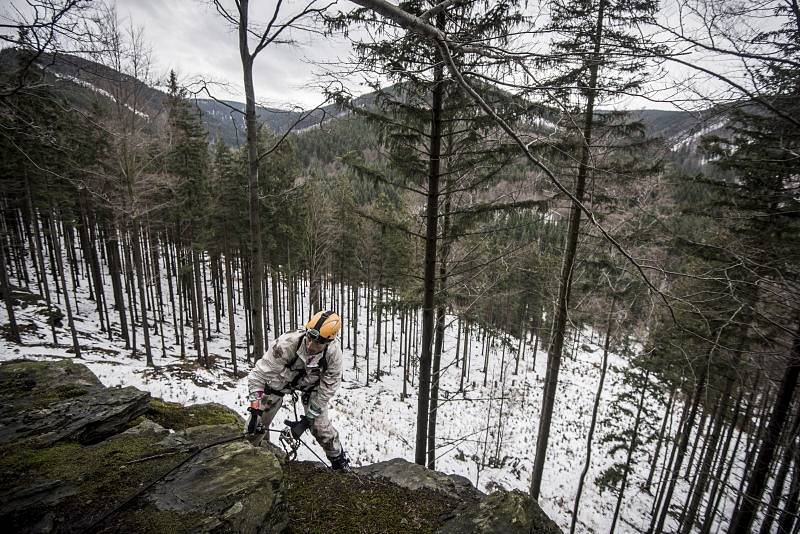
[{"left": 0, "top": 257, "right": 757, "bottom": 534}]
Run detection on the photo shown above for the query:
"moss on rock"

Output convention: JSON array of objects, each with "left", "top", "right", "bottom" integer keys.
[
  {"left": 101, "top": 505, "right": 203, "bottom": 533},
  {"left": 0, "top": 424, "right": 191, "bottom": 532},
  {"left": 145, "top": 399, "right": 241, "bottom": 430},
  {"left": 286, "top": 461, "right": 458, "bottom": 534}
]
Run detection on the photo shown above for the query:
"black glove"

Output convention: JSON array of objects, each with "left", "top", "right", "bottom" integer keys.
[
  {"left": 284, "top": 416, "right": 311, "bottom": 439},
  {"left": 246, "top": 406, "right": 264, "bottom": 435}
]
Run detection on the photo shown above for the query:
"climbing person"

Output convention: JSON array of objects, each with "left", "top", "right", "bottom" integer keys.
[{"left": 244, "top": 310, "right": 350, "bottom": 470}]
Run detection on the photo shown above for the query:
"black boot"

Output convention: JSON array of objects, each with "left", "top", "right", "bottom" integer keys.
[{"left": 328, "top": 451, "right": 350, "bottom": 471}]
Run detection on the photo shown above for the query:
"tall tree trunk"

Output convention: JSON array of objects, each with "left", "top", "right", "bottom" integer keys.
[
  {"left": 609, "top": 369, "right": 650, "bottom": 534},
  {"left": 646, "top": 383, "right": 677, "bottom": 491},
  {"left": 224, "top": 246, "right": 238, "bottom": 375},
  {"left": 193, "top": 249, "right": 209, "bottom": 366},
  {"left": 0, "top": 227, "right": 21, "bottom": 343},
  {"left": 427, "top": 171, "right": 451, "bottom": 469},
  {"left": 652, "top": 364, "right": 708, "bottom": 534},
  {"left": 353, "top": 282, "right": 359, "bottom": 368},
  {"left": 571, "top": 297, "right": 614, "bottom": 534},
  {"left": 700, "top": 386, "right": 746, "bottom": 534},
  {"left": 530, "top": 0, "right": 606, "bottom": 499},
  {"left": 415, "top": 11, "right": 445, "bottom": 466},
  {"left": 106, "top": 227, "right": 129, "bottom": 347},
  {"left": 460, "top": 320, "right": 469, "bottom": 392},
  {"left": 650, "top": 391, "right": 690, "bottom": 523},
  {"left": 238, "top": 0, "right": 265, "bottom": 361},
  {"left": 31, "top": 204, "right": 57, "bottom": 344},
  {"left": 776, "top": 441, "right": 800, "bottom": 534},
  {"left": 130, "top": 224, "right": 153, "bottom": 366},
  {"left": 759, "top": 403, "right": 800, "bottom": 534},
  {"left": 730, "top": 321, "right": 800, "bottom": 534},
  {"left": 77, "top": 192, "right": 105, "bottom": 333},
  {"left": 679, "top": 375, "right": 733, "bottom": 534},
  {"left": 49, "top": 214, "right": 80, "bottom": 357}
]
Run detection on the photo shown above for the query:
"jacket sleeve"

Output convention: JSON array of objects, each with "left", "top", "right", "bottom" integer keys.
[
  {"left": 247, "top": 335, "right": 293, "bottom": 395},
  {"left": 308, "top": 342, "right": 343, "bottom": 416}
]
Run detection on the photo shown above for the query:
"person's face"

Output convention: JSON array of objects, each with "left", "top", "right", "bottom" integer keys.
[{"left": 305, "top": 335, "right": 327, "bottom": 355}]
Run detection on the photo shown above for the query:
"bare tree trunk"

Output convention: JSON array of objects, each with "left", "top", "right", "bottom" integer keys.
[
  {"left": 646, "top": 383, "right": 677, "bottom": 491},
  {"left": 609, "top": 369, "right": 650, "bottom": 534},
  {"left": 224, "top": 246, "right": 237, "bottom": 375},
  {"left": 271, "top": 266, "right": 280, "bottom": 341},
  {"left": 193, "top": 249, "right": 209, "bottom": 366},
  {"left": 130, "top": 224, "right": 153, "bottom": 366},
  {"left": 730, "top": 322, "right": 800, "bottom": 534},
  {"left": 700, "top": 386, "right": 746, "bottom": 534},
  {"left": 460, "top": 321, "right": 469, "bottom": 392},
  {"left": 428, "top": 171, "right": 451, "bottom": 469},
  {"left": 652, "top": 364, "right": 708, "bottom": 534},
  {"left": 106, "top": 226, "right": 129, "bottom": 347},
  {"left": 78, "top": 192, "right": 105, "bottom": 333},
  {"left": 530, "top": 1, "right": 606, "bottom": 500},
  {"left": 777, "top": 441, "right": 800, "bottom": 534},
  {"left": 650, "top": 391, "right": 689, "bottom": 523},
  {"left": 0, "top": 226, "right": 21, "bottom": 343},
  {"left": 733, "top": 384, "right": 773, "bottom": 515},
  {"left": 237, "top": 0, "right": 265, "bottom": 362},
  {"left": 571, "top": 298, "right": 615, "bottom": 533},
  {"left": 48, "top": 213, "right": 80, "bottom": 357},
  {"left": 353, "top": 282, "right": 359, "bottom": 368},
  {"left": 415, "top": 10, "right": 445, "bottom": 466},
  {"left": 680, "top": 376, "right": 733, "bottom": 534},
  {"left": 684, "top": 405, "right": 710, "bottom": 479},
  {"left": 759, "top": 403, "right": 800, "bottom": 534}
]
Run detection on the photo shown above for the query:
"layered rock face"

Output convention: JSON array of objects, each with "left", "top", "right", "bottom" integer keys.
[
  {"left": 0, "top": 359, "right": 285, "bottom": 533},
  {"left": 0, "top": 360, "right": 561, "bottom": 534},
  {"left": 358, "top": 459, "right": 562, "bottom": 534}
]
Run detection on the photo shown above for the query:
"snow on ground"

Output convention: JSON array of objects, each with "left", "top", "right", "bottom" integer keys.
[{"left": 0, "top": 250, "right": 755, "bottom": 533}]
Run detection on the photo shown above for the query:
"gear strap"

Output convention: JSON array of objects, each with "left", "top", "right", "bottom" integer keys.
[{"left": 267, "top": 333, "right": 328, "bottom": 397}]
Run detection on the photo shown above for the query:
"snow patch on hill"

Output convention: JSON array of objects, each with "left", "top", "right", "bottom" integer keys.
[{"left": 0, "top": 251, "right": 754, "bottom": 533}]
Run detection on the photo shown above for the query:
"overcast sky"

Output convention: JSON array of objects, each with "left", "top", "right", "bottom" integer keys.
[
  {"left": 116, "top": 0, "right": 365, "bottom": 109},
  {"left": 1, "top": 0, "right": 751, "bottom": 112},
  {"left": 114, "top": 0, "right": 702, "bottom": 112}
]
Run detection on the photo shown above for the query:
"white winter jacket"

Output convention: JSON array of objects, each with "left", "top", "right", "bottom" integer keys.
[{"left": 248, "top": 330, "right": 343, "bottom": 417}]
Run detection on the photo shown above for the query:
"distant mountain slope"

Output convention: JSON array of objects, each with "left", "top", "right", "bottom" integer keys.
[
  {"left": 2, "top": 47, "right": 730, "bottom": 161},
  {"left": 195, "top": 89, "right": 379, "bottom": 146}
]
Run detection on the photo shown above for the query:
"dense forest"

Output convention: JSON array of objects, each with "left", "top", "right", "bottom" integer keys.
[{"left": 1, "top": 0, "right": 799, "bottom": 532}]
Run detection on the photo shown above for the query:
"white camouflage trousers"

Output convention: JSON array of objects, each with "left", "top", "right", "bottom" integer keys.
[{"left": 260, "top": 393, "right": 343, "bottom": 458}]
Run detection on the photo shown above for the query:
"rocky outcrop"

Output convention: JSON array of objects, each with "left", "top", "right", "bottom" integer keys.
[
  {"left": 437, "top": 490, "right": 563, "bottom": 534},
  {"left": 357, "top": 458, "right": 484, "bottom": 501},
  {"left": 0, "top": 359, "right": 562, "bottom": 534},
  {"left": 0, "top": 359, "right": 150, "bottom": 446},
  {"left": 358, "top": 458, "right": 563, "bottom": 534},
  {"left": 0, "top": 359, "right": 286, "bottom": 533}
]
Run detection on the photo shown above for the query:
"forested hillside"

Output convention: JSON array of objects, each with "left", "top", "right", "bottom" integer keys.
[{"left": 1, "top": 1, "right": 799, "bottom": 533}]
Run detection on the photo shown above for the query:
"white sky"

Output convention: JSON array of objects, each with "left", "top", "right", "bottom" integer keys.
[
  {"left": 2, "top": 0, "right": 778, "bottom": 112},
  {"left": 115, "top": 0, "right": 362, "bottom": 109},
  {"left": 113, "top": 0, "right": 731, "bottom": 112}
]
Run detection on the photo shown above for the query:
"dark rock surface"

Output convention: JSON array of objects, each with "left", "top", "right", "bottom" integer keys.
[
  {"left": 357, "top": 457, "right": 485, "bottom": 501},
  {"left": 0, "top": 359, "right": 562, "bottom": 534},
  {"left": 358, "top": 458, "right": 563, "bottom": 534},
  {"left": 437, "top": 490, "right": 563, "bottom": 534},
  {"left": 0, "top": 359, "right": 286, "bottom": 533},
  {"left": 0, "top": 359, "right": 150, "bottom": 446}
]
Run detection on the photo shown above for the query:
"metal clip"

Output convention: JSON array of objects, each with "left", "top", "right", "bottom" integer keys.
[{"left": 279, "top": 427, "right": 301, "bottom": 461}]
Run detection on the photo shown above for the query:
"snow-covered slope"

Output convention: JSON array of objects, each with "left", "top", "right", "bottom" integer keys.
[{"left": 0, "top": 251, "right": 754, "bottom": 533}]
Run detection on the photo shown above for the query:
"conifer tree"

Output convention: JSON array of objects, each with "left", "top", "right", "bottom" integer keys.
[{"left": 528, "top": 0, "right": 661, "bottom": 499}]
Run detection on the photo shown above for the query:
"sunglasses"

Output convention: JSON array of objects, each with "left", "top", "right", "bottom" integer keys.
[{"left": 306, "top": 329, "right": 332, "bottom": 344}]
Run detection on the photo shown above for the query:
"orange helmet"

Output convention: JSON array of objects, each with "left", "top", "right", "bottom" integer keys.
[{"left": 305, "top": 311, "right": 341, "bottom": 343}]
